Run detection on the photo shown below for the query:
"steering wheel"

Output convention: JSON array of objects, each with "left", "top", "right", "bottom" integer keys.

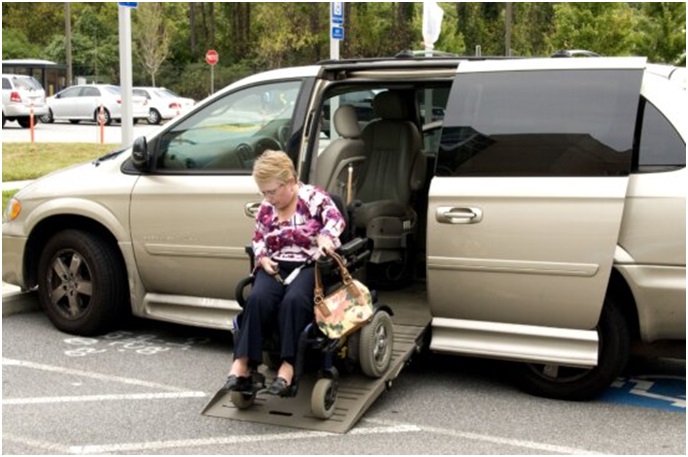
[{"left": 253, "top": 137, "right": 282, "bottom": 155}]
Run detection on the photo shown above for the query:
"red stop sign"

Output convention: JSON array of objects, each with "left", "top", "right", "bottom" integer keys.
[{"left": 205, "top": 49, "right": 219, "bottom": 66}]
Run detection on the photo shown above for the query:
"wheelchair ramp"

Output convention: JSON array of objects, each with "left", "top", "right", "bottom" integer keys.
[{"left": 201, "top": 323, "right": 427, "bottom": 434}]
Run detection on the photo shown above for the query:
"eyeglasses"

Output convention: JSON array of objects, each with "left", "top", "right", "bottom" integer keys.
[{"left": 260, "top": 182, "right": 285, "bottom": 197}]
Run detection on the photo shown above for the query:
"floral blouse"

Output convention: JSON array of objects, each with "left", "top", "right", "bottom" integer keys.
[{"left": 252, "top": 183, "right": 346, "bottom": 266}]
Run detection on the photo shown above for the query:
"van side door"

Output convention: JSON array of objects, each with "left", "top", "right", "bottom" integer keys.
[{"left": 427, "top": 58, "right": 645, "bottom": 365}]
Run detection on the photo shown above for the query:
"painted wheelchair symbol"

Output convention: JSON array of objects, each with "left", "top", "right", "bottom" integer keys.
[{"left": 608, "top": 375, "right": 686, "bottom": 411}]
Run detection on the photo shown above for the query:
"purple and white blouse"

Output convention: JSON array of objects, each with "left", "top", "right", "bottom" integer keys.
[{"left": 252, "top": 183, "right": 346, "bottom": 265}]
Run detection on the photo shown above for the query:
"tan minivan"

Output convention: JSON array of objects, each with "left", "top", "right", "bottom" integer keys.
[{"left": 3, "top": 55, "right": 685, "bottom": 400}]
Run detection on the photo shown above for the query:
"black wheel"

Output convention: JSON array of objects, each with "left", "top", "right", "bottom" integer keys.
[
  {"left": 147, "top": 108, "right": 162, "bottom": 125},
  {"left": 69, "top": 119, "right": 80, "bottom": 125},
  {"left": 515, "top": 297, "right": 630, "bottom": 400},
  {"left": 37, "top": 229, "right": 127, "bottom": 336},
  {"left": 359, "top": 311, "right": 394, "bottom": 378},
  {"left": 311, "top": 378, "right": 337, "bottom": 419},
  {"left": 230, "top": 390, "right": 256, "bottom": 409},
  {"left": 94, "top": 108, "right": 112, "bottom": 126},
  {"left": 17, "top": 117, "right": 31, "bottom": 128},
  {"left": 40, "top": 109, "right": 54, "bottom": 124}
]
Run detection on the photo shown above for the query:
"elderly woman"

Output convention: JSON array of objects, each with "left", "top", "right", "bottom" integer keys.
[{"left": 224, "top": 150, "right": 346, "bottom": 396}]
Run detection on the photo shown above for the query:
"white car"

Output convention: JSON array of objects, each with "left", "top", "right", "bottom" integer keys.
[
  {"left": 42, "top": 84, "right": 149, "bottom": 125},
  {"left": 133, "top": 87, "right": 195, "bottom": 125},
  {"left": 2, "top": 73, "right": 49, "bottom": 128}
]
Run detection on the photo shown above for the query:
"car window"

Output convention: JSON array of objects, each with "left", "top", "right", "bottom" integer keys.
[
  {"left": 636, "top": 98, "right": 686, "bottom": 171},
  {"left": 133, "top": 89, "right": 149, "bottom": 99},
  {"left": 13, "top": 76, "right": 42, "bottom": 91},
  {"left": 58, "top": 87, "right": 82, "bottom": 98},
  {"left": 81, "top": 87, "right": 100, "bottom": 97},
  {"left": 437, "top": 69, "right": 642, "bottom": 177},
  {"left": 104, "top": 86, "right": 120, "bottom": 95},
  {"left": 2, "top": 78, "right": 10, "bottom": 90},
  {"left": 156, "top": 80, "right": 302, "bottom": 173}
]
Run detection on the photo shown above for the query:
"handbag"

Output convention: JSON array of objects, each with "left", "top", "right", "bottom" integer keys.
[{"left": 314, "top": 252, "right": 373, "bottom": 339}]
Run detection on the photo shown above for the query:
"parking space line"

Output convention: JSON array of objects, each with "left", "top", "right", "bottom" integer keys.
[
  {"left": 2, "top": 357, "right": 195, "bottom": 392},
  {"left": 3, "top": 391, "right": 206, "bottom": 405},
  {"left": 2, "top": 433, "right": 71, "bottom": 454}
]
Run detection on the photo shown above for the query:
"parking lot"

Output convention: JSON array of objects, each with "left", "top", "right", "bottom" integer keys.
[{"left": 2, "top": 302, "right": 685, "bottom": 455}]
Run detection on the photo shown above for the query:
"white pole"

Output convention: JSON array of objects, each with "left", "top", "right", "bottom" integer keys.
[{"left": 118, "top": 5, "right": 134, "bottom": 147}]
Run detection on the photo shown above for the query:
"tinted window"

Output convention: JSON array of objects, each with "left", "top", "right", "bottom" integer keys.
[
  {"left": 156, "top": 80, "right": 302, "bottom": 173},
  {"left": 2, "top": 78, "right": 10, "bottom": 90},
  {"left": 637, "top": 99, "right": 685, "bottom": 171},
  {"left": 81, "top": 87, "right": 100, "bottom": 97},
  {"left": 437, "top": 70, "right": 642, "bottom": 177}
]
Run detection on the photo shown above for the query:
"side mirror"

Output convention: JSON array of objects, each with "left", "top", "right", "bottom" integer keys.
[{"left": 131, "top": 136, "right": 150, "bottom": 171}]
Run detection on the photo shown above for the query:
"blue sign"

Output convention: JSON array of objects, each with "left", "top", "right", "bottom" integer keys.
[
  {"left": 331, "top": 2, "right": 344, "bottom": 25},
  {"left": 331, "top": 26, "right": 344, "bottom": 40},
  {"left": 118, "top": 2, "right": 138, "bottom": 8}
]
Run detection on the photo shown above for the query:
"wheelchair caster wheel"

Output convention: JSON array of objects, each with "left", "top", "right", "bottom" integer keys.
[
  {"left": 311, "top": 377, "right": 337, "bottom": 419},
  {"left": 230, "top": 390, "right": 256, "bottom": 410}
]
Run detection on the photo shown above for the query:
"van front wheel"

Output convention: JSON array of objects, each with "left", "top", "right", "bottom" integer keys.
[{"left": 515, "top": 298, "right": 630, "bottom": 401}]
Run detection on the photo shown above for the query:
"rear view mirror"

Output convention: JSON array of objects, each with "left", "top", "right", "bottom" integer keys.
[{"left": 131, "top": 136, "right": 150, "bottom": 171}]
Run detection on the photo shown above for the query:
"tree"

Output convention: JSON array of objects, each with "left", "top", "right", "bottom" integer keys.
[
  {"left": 134, "top": 2, "right": 171, "bottom": 86},
  {"left": 633, "top": 2, "right": 686, "bottom": 64}
]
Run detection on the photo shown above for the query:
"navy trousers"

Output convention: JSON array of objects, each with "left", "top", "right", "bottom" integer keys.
[{"left": 233, "top": 261, "right": 315, "bottom": 366}]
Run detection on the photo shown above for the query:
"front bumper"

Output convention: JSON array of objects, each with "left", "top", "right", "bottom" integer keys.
[{"left": 2, "top": 233, "right": 28, "bottom": 289}]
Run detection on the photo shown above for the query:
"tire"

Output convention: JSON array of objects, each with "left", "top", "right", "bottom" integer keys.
[
  {"left": 359, "top": 311, "right": 394, "bottom": 378},
  {"left": 2, "top": 113, "right": 6, "bottom": 128},
  {"left": 515, "top": 298, "right": 630, "bottom": 401},
  {"left": 40, "top": 109, "right": 54, "bottom": 124},
  {"left": 311, "top": 378, "right": 337, "bottom": 419},
  {"left": 230, "top": 390, "right": 256, "bottom": 410},
  {"left": 17, "top": 117, "right": 31, "bottom": 128},
  {"left": 37, "top": 229, "right": 127, "bottom": 336},
  {"left": 94, "top": 108, "right": 112, "bottom": 126},
  {"left": 69, "top": 120, "right": 80, "bottom": 124},
  {"left": 147, "top": 109, "right": 162, "bottom": 125}
]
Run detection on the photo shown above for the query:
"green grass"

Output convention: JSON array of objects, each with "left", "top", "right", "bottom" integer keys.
[{"left": 2, "top": 142, "right": 118, "bottom": 182}]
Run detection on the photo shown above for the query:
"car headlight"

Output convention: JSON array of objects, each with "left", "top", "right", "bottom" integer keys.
[{"left": 3, "top": 198, "right": 21, "bottom": 222}]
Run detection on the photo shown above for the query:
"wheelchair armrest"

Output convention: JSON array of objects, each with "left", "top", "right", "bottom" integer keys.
[
  {"left": 235, "top": 275, "right": 254, "bottom": 308},
  {"left": 244, "top": 244, "right": 255, "bottom": 272},
  {"left": 338, "top": 236, "right": 368, "bottom": 258}
]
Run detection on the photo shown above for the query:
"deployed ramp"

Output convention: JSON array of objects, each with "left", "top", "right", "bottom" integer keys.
[{"left": 201, "top": 323, "right": 426, "bottom": 434}]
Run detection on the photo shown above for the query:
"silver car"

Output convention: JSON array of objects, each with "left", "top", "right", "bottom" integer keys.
[
  {"left": 3, "top": 55, "right": 685, "bottom": 401},
  {"left": 41, "top": 84, "right": 149, "bottom": 125},
  {"left": 1, "top": 73, "right": 49, "bottom": 128}
]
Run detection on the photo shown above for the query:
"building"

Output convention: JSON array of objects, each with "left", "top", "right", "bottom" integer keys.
[{"left": 1, "top": 59, "right": 68, "bottom": 95}]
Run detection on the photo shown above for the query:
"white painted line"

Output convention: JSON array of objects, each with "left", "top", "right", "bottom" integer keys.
[
  {"left": 364, "top": 418, "right": 605, "bottom": 455},
  {"left": 3, "top": 391, "right": 206, "bottom": 405},
  {"left": 2, "top": 357, "right": 194, "bottom": 392},
  {"left": 68, "top": 424, "right": 421, "bottom": 454},
  {"left": 2, "top": 433, "right": 70, "bottom": 455}
]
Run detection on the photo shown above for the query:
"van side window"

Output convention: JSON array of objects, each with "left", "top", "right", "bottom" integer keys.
[
  {"left": 155, "top": 80, "right": 302, "bottom": 173},
  {"left": 436, "top": 70, "right": 642, "bottom": 177},
  {"left": 636, "top": 98, "right": 686, "bottom": 172}
]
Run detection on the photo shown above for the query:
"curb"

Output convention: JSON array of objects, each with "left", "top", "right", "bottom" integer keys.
[{"left": 2, "top": 290, "right": 40, "bottom": 317}]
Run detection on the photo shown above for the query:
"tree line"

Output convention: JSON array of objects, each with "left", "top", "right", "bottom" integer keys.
[{"left": 2, "top": 2, "right": 685, "bottom": 100}]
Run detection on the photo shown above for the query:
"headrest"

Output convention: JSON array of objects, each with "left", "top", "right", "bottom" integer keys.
[
  {"left": 373, "top": 91, "right": 406, "bottom": 120},
  {"left": 333, "top": 105, "right": 361, "bottom": 139}
]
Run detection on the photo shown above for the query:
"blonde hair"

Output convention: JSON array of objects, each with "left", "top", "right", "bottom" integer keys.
[{"left": 252, "top": 149, "right": 297, "bottom": 185}]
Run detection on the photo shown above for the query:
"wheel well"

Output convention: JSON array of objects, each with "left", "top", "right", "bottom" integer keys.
[
  {"left": 607, "top": 268, "right": 640, "bottom": 341},
  {"left": 24, "top": 215, "right": 126, "bottom": 289}
]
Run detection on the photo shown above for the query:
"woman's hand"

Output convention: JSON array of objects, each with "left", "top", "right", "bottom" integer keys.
[
  {"left": 259, "top": 256, "right": 279, "bottom": 275},
  {"left": 317, "top": 235, "right": 336, "bottom": 257}
]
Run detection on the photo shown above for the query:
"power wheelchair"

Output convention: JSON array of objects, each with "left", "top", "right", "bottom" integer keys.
[{"left": 228, "top": 202, "right": 395, "bottom": 419}]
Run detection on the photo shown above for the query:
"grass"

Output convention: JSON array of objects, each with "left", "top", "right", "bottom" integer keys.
[
  {"left": 2, "top": 142, "right": 119, "bottom": 213},
  {"left": 2, "top": 142, "right": 118, "bottom": 182}
]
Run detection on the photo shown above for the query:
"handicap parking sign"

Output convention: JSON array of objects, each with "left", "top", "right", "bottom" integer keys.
[{"left": 602, "top": 375, "right": 686, "bottom": 413}]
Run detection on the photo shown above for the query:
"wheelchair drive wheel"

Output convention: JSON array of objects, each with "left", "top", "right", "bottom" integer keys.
[
  {"left": 311, "top": 377, "right": 338, "bottom": 419},
  {"left": 359, "top": 310, "right": 394, "bottom": 378}
]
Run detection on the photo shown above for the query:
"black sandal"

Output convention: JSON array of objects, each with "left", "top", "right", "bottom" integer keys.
[
  {"left": 267, "top": 376, "right": 292, "bottom": 396},
  {"left": 223, "top": 375, "right": 251, "bottom": 392}
]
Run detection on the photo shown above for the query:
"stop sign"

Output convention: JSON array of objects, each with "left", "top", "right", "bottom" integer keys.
[{"left": 205, "top": 49, "right": 219, "bottom": 66}]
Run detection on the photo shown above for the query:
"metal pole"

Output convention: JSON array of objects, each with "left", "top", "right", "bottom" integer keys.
[
  {"left": 118, "top": 5, "right": 134, "bottom": 147},
  {"left": 505, "top": 2, "right": 512, "bottom": 57}
]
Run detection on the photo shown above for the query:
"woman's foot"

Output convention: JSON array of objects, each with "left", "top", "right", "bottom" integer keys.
[
  {"left": 224, "top": 357, "right": 251, "bottom": 391},
  {"left": 267, "top": 362, "right": 294, "bottom": 396}
]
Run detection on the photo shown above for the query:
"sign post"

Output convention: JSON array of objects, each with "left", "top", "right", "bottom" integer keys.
[
  {"left": 206, "top": 49, "right": 219, "bottom": 94},
  {"left": 118, "top": 2, "right": 137, "bottom": 147},
  {"left": 330, "top": 2, "right": 344, "bottom": 60}
]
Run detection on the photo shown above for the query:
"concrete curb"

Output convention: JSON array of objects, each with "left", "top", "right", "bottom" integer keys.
[{"left": 2, "top": 290, "right": 40, "bottom": 317}]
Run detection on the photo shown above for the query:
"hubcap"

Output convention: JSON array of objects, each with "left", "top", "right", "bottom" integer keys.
[
  {"left": 373, "top": 323, "right": 389, "bottom": 364},
  {"left": 47, "top": 250, "right": 93, "bottom": 319}
]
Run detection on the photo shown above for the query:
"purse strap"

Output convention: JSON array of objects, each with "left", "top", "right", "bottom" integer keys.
[{"left": 314, "top": 252, "right": 356, "bottom": 310}]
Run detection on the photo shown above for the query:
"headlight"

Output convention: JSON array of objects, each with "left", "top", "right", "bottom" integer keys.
[{"left": 3, "top": 198, "right": 21, "bottom": 222}]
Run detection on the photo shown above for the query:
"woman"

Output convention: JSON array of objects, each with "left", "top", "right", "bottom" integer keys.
[{"left": 225, "top": 149, "right": 346, "bottom": 396}]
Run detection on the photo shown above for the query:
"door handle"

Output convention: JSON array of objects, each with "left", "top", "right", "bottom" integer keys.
[
  {"left": 244, "top": 202, "right": 261, "bottom": 218},
  {"left": 435, "top": 206, "right": 483, "bottom": 224}
]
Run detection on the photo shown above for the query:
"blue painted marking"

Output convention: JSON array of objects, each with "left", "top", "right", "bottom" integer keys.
[{"left": 600, "top": 375, "right": 685, "bottom": 413}]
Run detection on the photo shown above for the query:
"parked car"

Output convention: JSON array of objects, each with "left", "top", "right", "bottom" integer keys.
[
  {"left": 3, "top": 54, "right": 685, "bottom": 402},
  {"left": 41, "top": 84, "right": 148, "bottom": 125},
  {"left": 2, "top": 73, "right": 49, "bottom": 128},
  {"left": 133, "top": 87, "right": 195, "bottom": 125}
]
